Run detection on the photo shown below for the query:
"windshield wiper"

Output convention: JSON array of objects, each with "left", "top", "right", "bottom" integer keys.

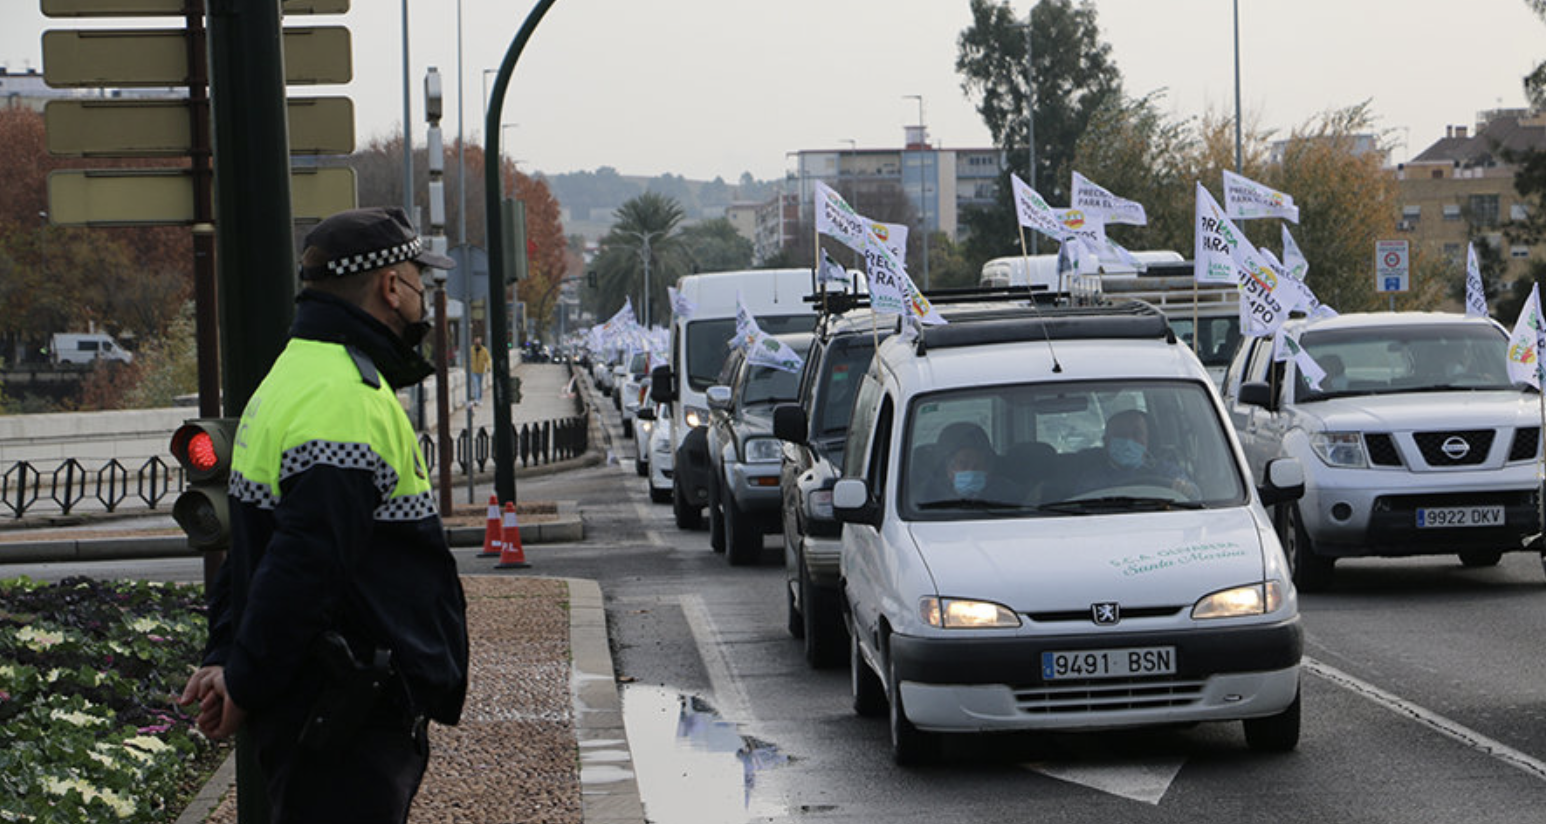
[
  {"left": 1039, "top": 496, "right": 1204, "bottom": 514},
  {"left": 916, "top": 497, "right": 1028, "bottom": 512}
]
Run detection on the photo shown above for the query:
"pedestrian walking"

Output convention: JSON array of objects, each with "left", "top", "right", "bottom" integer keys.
[
  {"left": 181, "top": 206, "right": 469, "bottom": 823},
  {"left": 469, "top": 335, "right": 491, "bottom": 406}
]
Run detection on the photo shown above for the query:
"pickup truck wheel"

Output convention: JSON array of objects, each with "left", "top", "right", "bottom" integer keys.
[
  {"left": 888, "top": 653, "right": 941, "bottom": 765},
  {"left": 1459, "top": 549, "right": 1503, "bottom": 568},
  {"left": 1282, "top": 504, "right": 1334, "bottom": 593},
  {"left": 709, "top": 481, "right": 726, "bottom": 553},
  {"left": 787, "top": 576, "right": 804, "bottom": 639},
  {"left": 803, "top": 574, "right": 845, "bottom": 669},
  {"left": 725, "top": 494, "right": 760, "bottom": 566},
  {"left": 672, "top": 476, "right": 702, "bottom": 530},
  {"left": 850, "top": 623, "right": 887, "bottom": 718},
  {"left": 1243, "top": 683, "right": 1301, "bottom": 752}
]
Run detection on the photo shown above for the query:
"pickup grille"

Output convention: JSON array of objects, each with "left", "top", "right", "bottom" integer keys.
[
  {"left": 1509, "top": 427, "right": 1541, "bottom": 462},
  {"left": 1413, "top": 430, "right": 1493, "bottom": 467},
  {"left": 1364, "top": 433, "right": 1402, "bottom": 467}
]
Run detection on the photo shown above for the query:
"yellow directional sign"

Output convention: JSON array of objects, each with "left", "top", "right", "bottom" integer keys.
[
  {"left": 42, "top": 0, "right": 348, "bottom": 15},
  {"left": 43, "top": 26, "right": 352, "bottom": 87},
  {"left": 46, "top": 97, "right": 354, "bottom": 157},
  {"left": 48, "top": 166, "right": 356, "bottom": 226}
]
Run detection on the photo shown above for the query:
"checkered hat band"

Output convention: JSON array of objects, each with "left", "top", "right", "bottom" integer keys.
[{"left": 324, "top": 237, "right": 423, "bottom": 276}]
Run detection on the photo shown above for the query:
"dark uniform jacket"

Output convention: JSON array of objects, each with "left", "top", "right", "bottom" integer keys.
[{"left": 203, "top": 292, "right": 469, "bottom": 724}]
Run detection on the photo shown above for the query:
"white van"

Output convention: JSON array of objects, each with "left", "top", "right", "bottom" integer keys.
[
  {"left": 979, "top": 250, "right": 1185, "bottom": 294},
  {"left": 50, "top": 332, "right": 133, "bottom": 365},
  {"left": 651, "top": 268, "right": 828, "bottom": 530}
]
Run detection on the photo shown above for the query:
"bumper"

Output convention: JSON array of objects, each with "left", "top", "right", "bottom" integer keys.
[
  {"left": 887, "top": 617, "right": 1302, "bottom": 733},
  {"left": 801, "top": 533, "right": 843, "bottom": 586},
  {"left": 1300, "top": 473, "right": 1540, "bottom": 555},
  {"left": 729, "top": 461, "right": 784, "bottom": 511}
]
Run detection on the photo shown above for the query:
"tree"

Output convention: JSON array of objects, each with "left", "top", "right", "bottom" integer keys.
[
  {"left": 593, "top": 193, "right": 687, "bottom": 328},
  {"left": 956, "top": 0, "right": 1123, "bottom": 261},
  {"left": 677, "top": 218, "right": 753, "bottom": 273},
  {"left": 1070, "top": 93, "right": 1199, "bottom": 255}
]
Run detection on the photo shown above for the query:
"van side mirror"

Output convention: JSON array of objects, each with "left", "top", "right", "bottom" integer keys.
[
  {"left": 635, "top": 407, "right": 656, "bottom": 422},
  {"left": 649, "top": 365, "right": 674, "bottom": 404},
  {"left": 1258, "top": 458, "right": 1305, "bottom": 507},
  {"left": 706, "top": 385, "right": 732, "bottom": 411},
  {"left": 1238, "top": 381, "right": 1275, "bottom": 411},
  {"left": 832, "top": 478, "right": 881, "bottom": 528},
  {"left": 772, "top": 404, "right": 808, "bottom": 443}
]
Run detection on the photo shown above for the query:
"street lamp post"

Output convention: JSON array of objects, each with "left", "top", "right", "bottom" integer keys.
[
  {"left": 618, "top": 229, "right": 664, "bottom": 328},
  {"left": 1233, "top": 0, "right": 1243, "bottom": 172},
  {"left": 1025, "top": 4, "right": 1038, "bottom": 254}
]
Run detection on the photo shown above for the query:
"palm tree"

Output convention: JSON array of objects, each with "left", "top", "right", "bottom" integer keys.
[{"left": 596, "top": 192, "right": 687, "bottom": 328}]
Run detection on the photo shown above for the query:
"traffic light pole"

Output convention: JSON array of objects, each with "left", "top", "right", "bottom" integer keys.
[{"left": 485, "top": 0, "right": 558, "bottom": 504}]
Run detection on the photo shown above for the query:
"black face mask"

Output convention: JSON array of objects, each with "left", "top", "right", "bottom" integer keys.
[{"left": 400, "top": 318, "right": 431, "bottom": 348}]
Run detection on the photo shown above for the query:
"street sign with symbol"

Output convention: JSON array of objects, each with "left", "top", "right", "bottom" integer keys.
[{"left": 1375, "top": 239, "right": 1409, "bottom": 293}]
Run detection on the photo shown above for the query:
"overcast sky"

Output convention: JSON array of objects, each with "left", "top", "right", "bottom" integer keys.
[{"left": 5, "top": 1, "right": 1544, "bottom": 183}]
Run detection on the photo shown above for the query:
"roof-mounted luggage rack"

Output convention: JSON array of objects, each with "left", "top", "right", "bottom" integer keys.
[
  {"left": 912, "top": 300, "right": 1175, "bottom": 355},
  {"left": 803, "top": 283, "right": 1064, "bottom": 317}
]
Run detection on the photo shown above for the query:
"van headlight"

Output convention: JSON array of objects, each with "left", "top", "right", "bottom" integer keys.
[
  {"left": 684, "top": 406, "right": 709, "bottom": 429},
  {"left": 1191, "top": 582, "right": 1283, "bottom": 619},
  {"left": 1310, "top": 432, "right": 1367, "bottom": 468},
  {"left": 743, "top": 437, "right": 782, "bottom": 463},
  {"left": 920, "top": 597, "right": 1022, "bottom": 628}
]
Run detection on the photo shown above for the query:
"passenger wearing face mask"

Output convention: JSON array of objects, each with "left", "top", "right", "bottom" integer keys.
[
  {"left": 1075, "top": 409, "right": 1198, "bottom": 498},
  {"left": 924, "top": 422, "right": 1021, "bottom": 504}
]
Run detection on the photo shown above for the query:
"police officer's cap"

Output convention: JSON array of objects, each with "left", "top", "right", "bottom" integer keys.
[{"left": 299, "top": 206, "right": 456, "bottom": 280}]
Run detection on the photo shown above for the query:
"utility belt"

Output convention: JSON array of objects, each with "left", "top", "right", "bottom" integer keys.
[{"left": 298, "top": 631, "right": 424, "bottom": 754}]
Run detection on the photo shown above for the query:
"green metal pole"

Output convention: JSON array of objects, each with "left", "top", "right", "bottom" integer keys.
[{"left": 485, "top": 0, "right": 559, "bottom": 504}]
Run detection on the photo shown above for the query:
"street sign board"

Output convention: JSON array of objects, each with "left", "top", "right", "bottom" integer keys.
[
  {"left": 46, "top": 97, "right": 354, "bottom": 156},
  {"left": 448, "top": 244, "right": 490, "bottom": 300},
  {"left": 43, "top": 26, "right": 351, "bottom": 87},
  {"left": 48, "top": 166, "right": 355, "bottom": 225},
  {"left": 43, "top": 0, "right": 348, "bottom": 15},
  {"left": 1375, "top": 239, "right": 1410, "bottom": 293}
]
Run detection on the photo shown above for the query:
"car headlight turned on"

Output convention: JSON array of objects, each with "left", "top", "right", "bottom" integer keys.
[
  {"left": 1191, "top": 581, "right": 1284, "bottom": 619},
  {"left": 684, "top": 406, "right": 709, "bottom": 429},
  {"left": 920, "top": 597, "right": 1022, "bottom": 628},
  {"left": 743, "top": 437, "right": 782, "bottom": 463},
  {"left": 1310, "top": 431, "right": 1367, "bottom": 468}
]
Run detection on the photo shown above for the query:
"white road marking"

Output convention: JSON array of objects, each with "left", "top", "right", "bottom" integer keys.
[
  {"left": 680, "top": 592, "right": 756, "bottom": 724},
  {"left": 1022, "top": 758, "right": 1184, "bottom": 805}
]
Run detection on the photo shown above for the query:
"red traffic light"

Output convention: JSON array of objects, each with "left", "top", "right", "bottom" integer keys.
[
  {"left": 185, "top": 431, "right": 219, "bottom": 473},
  {"left": 170, "top": 419, "right": 235, "bottom": 484}
]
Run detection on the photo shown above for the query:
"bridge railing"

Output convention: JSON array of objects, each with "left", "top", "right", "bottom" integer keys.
[{"left": 0, "top": 411, "right": 590, "bottom": 520}]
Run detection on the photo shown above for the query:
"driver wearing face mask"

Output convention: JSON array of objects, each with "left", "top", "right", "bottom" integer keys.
[
  {"left": 926, "top": 422, "right": 1020, "bottom": 504},
  {"left": 1076, "top": 409, "right": 1198, "bottom": 497}
]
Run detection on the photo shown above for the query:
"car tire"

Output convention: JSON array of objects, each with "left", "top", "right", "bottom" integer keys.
[
  {"left": 649, "top": 483, "right": 671, "bottom": 505},
  {"left": 673, "top": 476, "right": 703, "bottom": 530},
  {"left": 1281, "top": 503, "right": 1335, "bottom": 593},
  {"left": 803, "top": 573, "right": 845, "bottom": 669},
  {"left": 622, "top": 418, "right": 633, "bottom": 439},
  {"left": 851, "top": 620, "right": 886, "bottom": 718},
  {"left": 709, "top": 480, "right": 727, "bottom": 553},
  {"left": 635, "top": 456, "right": 648, "bottom": 477},
  {"left": 1459, "top": 549, "right": 1503, "bottom": 568},
  {"left": 888, "top": 651, "right": 941, "bottom": 765},
  {"left": 787, "top": 577, "right": 804, "bottom": 639},
  {"left": 1243, "top": 684, "right": 1301, "bottom": 753},
  {"left": 725, "top": 492, "right": 760, "bottom": 566}
]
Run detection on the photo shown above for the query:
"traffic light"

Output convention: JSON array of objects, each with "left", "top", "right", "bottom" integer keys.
[{"left": 170, "top": 418, "right": 237, "bottom": 551}]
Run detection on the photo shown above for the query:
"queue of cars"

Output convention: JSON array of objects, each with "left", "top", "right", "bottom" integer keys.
[{"left": 611, "top": 272, "right": 1544, "bottom": 765}]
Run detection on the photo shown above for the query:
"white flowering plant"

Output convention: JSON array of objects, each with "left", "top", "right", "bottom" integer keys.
[{"left": 0, "top": 576, "right": 226, "bottom": 823}]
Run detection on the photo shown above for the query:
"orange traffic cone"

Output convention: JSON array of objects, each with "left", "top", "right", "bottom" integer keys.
[
  {"left": 495, "top": 502, "right": 530, "bottom": 569},
  {"left": 477, "top": 495, "right": 502, "bottom": 558}
]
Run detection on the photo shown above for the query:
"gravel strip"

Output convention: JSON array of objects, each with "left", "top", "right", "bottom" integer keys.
[{"left": 201, "top": 575, "right": 582, "bottom": 823}]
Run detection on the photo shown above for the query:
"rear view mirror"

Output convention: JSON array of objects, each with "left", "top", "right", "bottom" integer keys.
[
  {"left": 832, "top": 478, "right": 881, "bottom": 528},
  {"left": 1259, "top": 458, "right": 1305, "bottom": 506},
  {"left": 649, "top": 365, "right": 674, "bottom": 403},
  {"left": 706, "top": 385, "right": 732, "bottom": 410},
  {"left": 772, "top": 404, "right": 808, "bottom": 443},
  {"left": 1238, "top": 381, "right": 1275, "bottom": 411}
]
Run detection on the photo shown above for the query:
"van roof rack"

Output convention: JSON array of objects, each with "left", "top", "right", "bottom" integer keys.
[
  {"left": 804, "top": 284, "right": 1062, "bottom": 317},
  {"left": 912, "top": 300, "right": 1175, "bottom": 355}
]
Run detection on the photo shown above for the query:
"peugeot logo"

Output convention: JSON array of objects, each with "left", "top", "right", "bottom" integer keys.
[
  {"left": 1441, "top": 436, "right": 1471, "bottom": 460},
  {"left": 1092, "top": 603, "right": 1120, "bottom": 625}
]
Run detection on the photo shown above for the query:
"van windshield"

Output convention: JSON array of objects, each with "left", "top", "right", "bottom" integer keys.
[
  {"left": 684, "top": 314, "right": 815, "bottom": 392},
  {"left": 901, "top": 379, "right": 1246, "bottom": 519}
]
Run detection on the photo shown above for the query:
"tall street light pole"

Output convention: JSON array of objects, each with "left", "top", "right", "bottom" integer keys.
[
  {"left": 401, "top": 0, "right": 413, "bottom": 217},
  {"left": 619, "top": 229, "right": 663, "bottom": 328},
  {"left": 1025, "top": 4, "right": 1038, "bottom": 254},
  {"left": 1233, "top": 0, "right": 1243, "bottom": 172}
]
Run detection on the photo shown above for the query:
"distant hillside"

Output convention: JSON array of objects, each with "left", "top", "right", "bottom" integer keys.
[{"left": 541, "top": 167, "right": 780, "bottom": 241}]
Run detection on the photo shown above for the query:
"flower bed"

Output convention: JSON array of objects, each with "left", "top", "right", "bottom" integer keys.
[{"left": 0, "top": 576, "right": 226, "bottom": 822}]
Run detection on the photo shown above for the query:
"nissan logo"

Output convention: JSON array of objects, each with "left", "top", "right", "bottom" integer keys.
[{"left": 1441, "top": 436, "right": 1471, "bottom": 460}]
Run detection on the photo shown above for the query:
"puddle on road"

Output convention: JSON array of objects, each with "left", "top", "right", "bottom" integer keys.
[{"left": 621, "top": 684, "right": 789, "bottom": 823}]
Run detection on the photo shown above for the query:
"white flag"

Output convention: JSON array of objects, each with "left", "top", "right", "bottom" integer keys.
[
  {"left": 1194, "top": 183, "right": 1242, "bottom": 285},
  {"left": 818, "top": 249, "right": 849, "bottom": 285},
  {"left": 1009, "top": 173, "right": 1067, "bottom": 241},
  {"left": 732, "top": 292, "right": 762, "bottom": 352},
  {"left": 1465, "top": 242, "right": 1488, "bottom": 318},
  {"left": 1071, "top": 171, "right": 1147, "bottom": 226},
  {"left": 861, "top": 226, "right": 945, "bottom": 325},
  {"left": 1053, "top": 207, "right": 1108, "bottom": 252},
  {"left": 1274, "top": 330, "right": 1326, "bottom": 391},
  {"left": 1281, "top": 225, "right": 1309, "bottom": 280},
  {"left": 668, "top": 285, "right": 696, "bottom": 320},
  {"left": 871, "top": 220, "right": 909, "bottom": 264},
  {"left": 745, "top": 331, "right": 805, "bottom": 374},
  {"left": 1507, "top": 283, "right": 1545, "bottom": 388},
  {"left": 1223, "top": 169, "right": 1300, "bottom": 223},
  {"left": 814, "top": 181, "right": 869, "bottom": 252}
]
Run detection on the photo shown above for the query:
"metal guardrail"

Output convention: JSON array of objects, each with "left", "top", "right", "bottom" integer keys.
[{"left": 1, "top": 411, "right": 590, "bottom": 520}]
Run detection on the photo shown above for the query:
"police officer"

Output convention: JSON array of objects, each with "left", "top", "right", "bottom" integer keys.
[{"left": 181, "top": 206, "right": 470, "bottom": 822}]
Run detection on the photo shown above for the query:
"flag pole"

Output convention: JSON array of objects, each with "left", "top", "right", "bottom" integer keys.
[{"left": 1016, "top": 225, "right": 1034, "bottom": 304}]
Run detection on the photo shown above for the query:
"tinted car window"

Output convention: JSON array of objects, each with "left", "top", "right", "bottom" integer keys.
[
  {"left": 684, "top": 314, "right": 816, "bottom": 391},
  {"left": 1294, "top": 323, "right": 1513, "bottom": 401}
]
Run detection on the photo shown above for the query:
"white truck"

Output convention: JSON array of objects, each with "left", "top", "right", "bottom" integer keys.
[
  {"left": 1071, "top": 261, "right": 1241, "bottom": 386},
  {"left": 978, "top": 250, "right": 1185, "bottom": 294},
  {"left": 49, "top": 332, "right": 133, "bottom": 365},
  {"left": 650, "top": 268, "right": 827, "bottom": 530}
]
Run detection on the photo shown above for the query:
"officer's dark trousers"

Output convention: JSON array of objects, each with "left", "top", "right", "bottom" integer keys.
[{"left": 251, "top": 699, "right": 429, "bottom": 824}]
